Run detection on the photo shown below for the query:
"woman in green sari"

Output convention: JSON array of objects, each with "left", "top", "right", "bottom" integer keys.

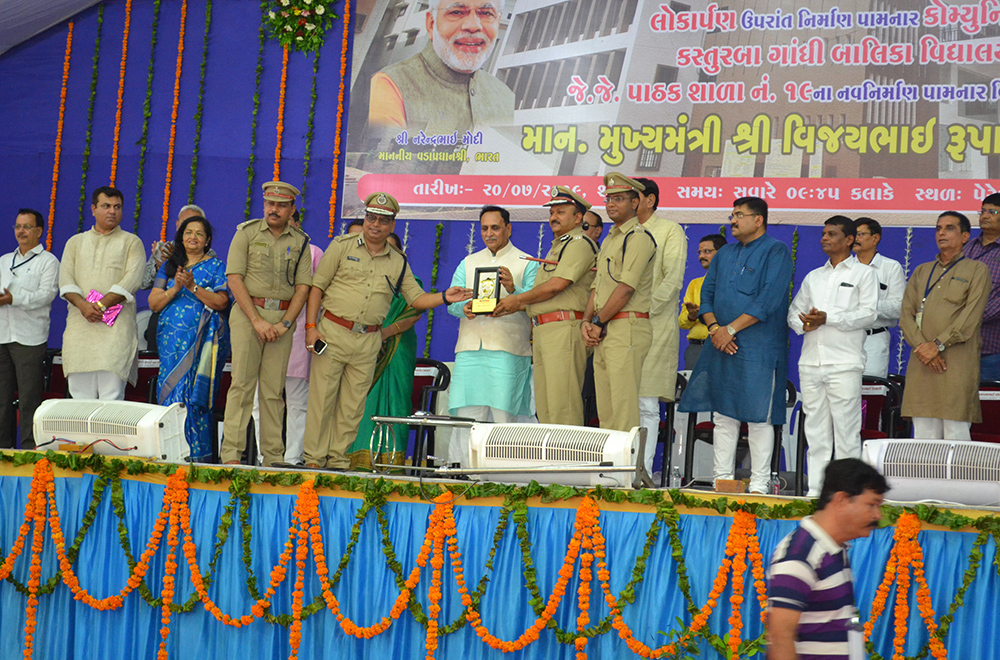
[{"left": 349, "top": 233, "right": 422, "bottom": 470}]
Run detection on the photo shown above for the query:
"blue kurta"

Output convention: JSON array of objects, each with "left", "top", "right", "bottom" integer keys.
[{"left": 678, "top": 232, "right": 792, "bottom": 424}]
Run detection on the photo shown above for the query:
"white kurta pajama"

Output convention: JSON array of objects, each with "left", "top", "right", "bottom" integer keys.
[
  {"left": 861, "top": 252, "right": 906, "bottom": 378},
  {"left": 59, "top": 226, "right": 146, "bottom": 391},
  {"left": 789, "top": 256, "right": 878, "bottom": 496},
  {"left": 637, "top": 213, "right": 686, "bottom": 470}
]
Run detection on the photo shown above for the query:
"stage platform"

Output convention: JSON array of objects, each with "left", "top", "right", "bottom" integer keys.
[{"left": 1, "top": 452, "right": 998, "bottom": 660}]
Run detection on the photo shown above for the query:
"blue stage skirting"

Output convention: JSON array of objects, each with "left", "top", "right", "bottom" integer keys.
[{"left": 1, "top": 463, "right": 998, "bottom": 659}]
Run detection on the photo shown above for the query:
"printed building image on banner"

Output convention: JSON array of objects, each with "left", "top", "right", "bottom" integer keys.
[{"left": 347, "top": 0, "right": 1000, "bottom": 225}]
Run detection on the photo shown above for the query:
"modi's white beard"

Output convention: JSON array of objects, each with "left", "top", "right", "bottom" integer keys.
[{"left": 432, "top": 28, "right": 495, "bottom": 74}]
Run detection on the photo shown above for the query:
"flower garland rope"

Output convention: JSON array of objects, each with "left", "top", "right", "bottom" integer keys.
[
  {"left": 244, "top": 0, "right": 270, "bottom": 221},
  {"left": 423, "top": 222, "right": 444, "bottom": 358},
  {"left": 109, "top": 0, "right": 134, "bottom": 186},
  {"left": 297, "top": 50, "right": 322, "bottom": 221},
  {"left": 272, "top": 45, "right": 290, "bottom": 180},
  {"left": 47, "top": 22, "right": 74, "bottom": 251},
  {"left": 131, "top": 0, "right": 164, "bottom": 232},
  {"left": 160, "top": 0, "right": 189, "bottom": 242},
  {"left": 327, "top": 0, "right": 351, "bottom": 236},
  {"left": 77, "top": 3, "right": 104, "bottom": 233},
  {"left": 188, "top": 0, "right": 213, "bottom": 203}
]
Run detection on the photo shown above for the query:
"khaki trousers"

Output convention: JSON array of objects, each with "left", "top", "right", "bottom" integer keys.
[
  {"left": 593, "top": 315, "right": 651, "bottom": 432},
  {"left": 532, "top": 319, "right": 587, "bottom": 426},
  {"left": 220, "top": 305, "right": 294, "bottom": 466},
  {"left": 303, "top": 320, "right": 381, "bottom": 468}
]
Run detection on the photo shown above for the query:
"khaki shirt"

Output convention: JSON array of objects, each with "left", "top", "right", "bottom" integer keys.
[
  {"left": 592, "top": 216, "right": 656, "bottom": 314},
  {"left": 313, "top": 234, "right": 425, "bottom": 325},
  {"left": 527, "top": 227, "right": 598, "bottom": 317},
  {"left": 226, "top": 219, "right": 312, "bottom": 299}
]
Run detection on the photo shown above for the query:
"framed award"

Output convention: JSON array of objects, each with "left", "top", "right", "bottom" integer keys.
[{"left": 471, "top": 267, "right": 501, "bottom": 314}]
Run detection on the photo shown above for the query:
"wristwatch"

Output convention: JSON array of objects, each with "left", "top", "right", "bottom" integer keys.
[
  {"left": 934, "top": 339, "right": 945, "bottom": 352},
  {"left": 192, "top": 285, "right": 199, "bottom": 294},
  {"left": 282, "top": 320, "right": 292, "bottom": 329},
  {"left": 726, "top": 325, "right": 737, "bottom": 336},
  {"left": 590, "top": 314, "right": 605, "bottom": 329}
]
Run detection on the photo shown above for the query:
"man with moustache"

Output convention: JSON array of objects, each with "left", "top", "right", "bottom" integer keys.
[
  {"left": 302, "top": 192, "right": 470, "bottom": 469},
  {"left": 369, "top": 0, "right": 514, "bottom": 132},
  {"left": 679, "top": 234, "right": 727, "bottom": 369},
  {"left": 853, "top": 218, "right": 906, "bottom": 379},
  {"left": 141, "top": 204, "right": 210, "bottom": 290},
  {"left": 900, "top": 212, "right": 990, "bottom": 440},
  {"left": 678, "top": 196, "right": 793, "bottom": 494},
  {"left": 493, "top": 186, "right": 598, "bottom": 426},
  {"left": 60, "top": 186, "right": 146, "bottom": 400},
  {"left": 0, "top": 209, "right": 60, "bottom": 449},
  {"left": 788, "top": 216, "right": 878, "bottom": 497},
  {"left": 963, "top": 193, "right": 1000, "bottom": 381},
  {"left": 582, "top": 172, "right": 656, "bottom": 433},
  {"left": 446, "top": 205, "right": 537, "bottom": 466},
  {"left": 767, "top": 458, "right": 888, "bottom": 660},
  {"left": 220, "top": 181, "right": 313, "bottom": 467}
]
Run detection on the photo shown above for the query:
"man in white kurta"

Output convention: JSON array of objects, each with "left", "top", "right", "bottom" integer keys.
[
  {"left": 634, "top": 177, "right": 686, "bottom": 471},
  {"left": 788, "top": 217, "right": 878, "bottom": 497},
  {"left": 59, "top": 187, "right": 146, "bottom": 399},
  {"left": 447, "top": 206, "right": 538, "bottom": 467},
  {"left": 853, "top": 218, "right": 906, "bottom": 378}
]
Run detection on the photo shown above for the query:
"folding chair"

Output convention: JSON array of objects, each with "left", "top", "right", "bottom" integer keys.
[
  {"left": 683, "top": 380, "right": 796, "bottom": 490},
  {"left": 409, "top": 358, "right": 451, "bottom": 470},
  {"left": 971, "top": 380, "right": 1000, "bottom": 444}
]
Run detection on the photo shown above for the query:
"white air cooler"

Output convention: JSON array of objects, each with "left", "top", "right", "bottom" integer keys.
[
  {"left": 469, "top": 423, "right": 638, "bottom": 487},
  {"left": 862, "top": 439, "right": 1000, "bottom": 507},
  {"left": 33, "top": 399, "right": 188, "bottom": 463}
]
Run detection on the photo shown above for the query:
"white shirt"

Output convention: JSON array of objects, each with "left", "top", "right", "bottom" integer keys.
[
  {"left": 788, "top": 255, "right": 879, "bottom": 369},
  {"left": 866, "top": 252, "right": 906, "bottom": 330},
  {"left": 0, "top": 244, "right": 61, "bottom": 346}
]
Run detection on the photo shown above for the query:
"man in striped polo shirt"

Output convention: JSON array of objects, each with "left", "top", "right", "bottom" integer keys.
[{"left": 767, "top": 459, "right": 888, "bottom": 659}]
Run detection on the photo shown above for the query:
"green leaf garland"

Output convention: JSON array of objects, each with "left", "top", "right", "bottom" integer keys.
[
  {"left": 131, "top": 0, "right": 163, "bottom": 232},
  {"left": 188, "top": 0, "right": 213, "bottom": 203},
  {"left": 77, "top": 3, "right": 105, "bottom": 233},
  {"left": 297, "top": 50, "right": 321, "bottom": 222},
  {"left": 423, "top": 222, "right": 444, "bottom": 358},
  {"left": 244, "top": 0, "right": 270, "bottom": 221}
]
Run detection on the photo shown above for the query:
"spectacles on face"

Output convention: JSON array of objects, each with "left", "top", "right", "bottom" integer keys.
[
  {"left": 183, "top": 230, "right": 207, "bottom": 238},
  {"left": 364, "top": 214, "right": 393, "bottom": 227},
  {"left": 14, "top": 224, "right": 40, "bottom": 231},
  {"left": 979, "top": 208, "right": 1000, "bottom": 217},
  {"left": 697, "top": 248, "right": 716, "bottom": 256},
  {"left": 855, "top": 231, "right": 873, "bottom": 237},
  {"left": 605, "top": 194, "right": 630, "bottom": 204},
  {"left": 728, "top": 211, "right": 758, "bottom": 222}
]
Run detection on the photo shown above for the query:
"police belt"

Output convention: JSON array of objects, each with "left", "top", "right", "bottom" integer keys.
[
  {"left": 324, "top": 310, "right": 381, "bottom": 334},
  {"left": 251, "top": 297, "right": 291, "bottom": 311},
  {"left": 531, "top": 310, "right": 584, "bottom": 327},
  {"left": 607, "top": 311, "right": 650, "bottom": 322}
]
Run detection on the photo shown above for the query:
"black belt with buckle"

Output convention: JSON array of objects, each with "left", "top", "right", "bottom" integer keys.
[
  {"left": 866, "top": 327, "right": 887, "bottom": 336},
  {"left": 689, "top": 339, "right": 705, "bottom": 345}
]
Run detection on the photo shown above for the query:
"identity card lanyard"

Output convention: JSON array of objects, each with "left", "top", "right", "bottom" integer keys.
[
  {"left": 10, "top": 251, "right": 38, "bottom": 274},
  {"left": 916, "top": 256, "right": 964, "bottom": 329}
]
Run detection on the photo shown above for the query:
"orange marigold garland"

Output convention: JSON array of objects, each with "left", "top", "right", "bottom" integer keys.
[
  {"left": 48, "top": 22, "right": 74, "bottom": 251},
  {"left": 597, "top": 508, "right": 766, "bottom": 659},
  {"left": 109, "top": 0, "right": 133, "bottom": 186},
  {"left": 273, "top": 45, "right": 290, "bottom": 180},
  {"left": 160, "top": 0, "right": 189, "bottom": 242},
  {"left": 157, "top": 470, "right": 187, "bottom": 660},
  {"left": 328, "top": 0, "right": 351, "bottom": 237},
  {"left": 22, "top": 460, "right": 53, "bottom": 660},
  {"left": 864, "top": 513, "right": 945, "bottom": 660}
]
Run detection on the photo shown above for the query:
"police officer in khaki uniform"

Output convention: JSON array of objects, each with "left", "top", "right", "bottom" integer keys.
[
  {"left": 494, "top": 186, "right": 598, "bottom": 425},
  {"left": 221, "top": 181, "right": 312, "bottom": 466},
  {"left": 581, "top": 173, "right": 657, "bottom": 432},
  {"left": 303, "top": 192, "right": 472, "bottom": 469}
]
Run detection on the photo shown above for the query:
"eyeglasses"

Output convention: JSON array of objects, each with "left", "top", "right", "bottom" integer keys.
[
  {"left": 855, "top": 231, "right": 873, "bottom": 237},
  {"left": 364, "top": 214, "right": 393, "bottom": 226},
  {"left": 979, "top": 208, "right": 1000, "bottom": 217},
  {"left": 604, "top": 194, "right": 630, "bottom": 204},
  {"left": 727, "top": 211, "right": 759, "bottom": 221},
  {"left": 183, "top": 230, "right": 207, "bottom": 238},
  {"left": 14, "top": 224, "right": 40, "bottom": 231}
]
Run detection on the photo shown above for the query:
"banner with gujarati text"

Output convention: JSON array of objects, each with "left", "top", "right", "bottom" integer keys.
[{"left": 346, "top": 0, "right": 1000, "bottom": 224}]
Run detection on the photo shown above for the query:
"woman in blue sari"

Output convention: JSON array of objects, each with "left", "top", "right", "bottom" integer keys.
[{"left": 149, "top": 217, "right": 230, "bottom": 461}]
